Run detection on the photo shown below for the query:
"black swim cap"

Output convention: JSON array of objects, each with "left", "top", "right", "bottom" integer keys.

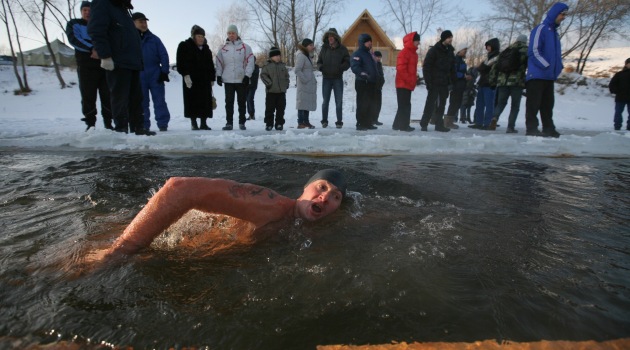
[{"left": 306, "top": 169, "right": 347, "bottom": 197}]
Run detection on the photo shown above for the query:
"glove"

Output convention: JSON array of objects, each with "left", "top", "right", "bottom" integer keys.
[
  {"left": 100, "top": 57, "right": 114, "bottom": 71},
  {"left": 184, "top": 75, "right": 192, "bottom": 89},
  {"left": 217, "top": 76, "right": 223, "bottom": 86},
  {"left": 159, "top": 72, "right": 170, "bottom": 83},
  {"left": 242, "top": 76, "right": 249, "bottom": 86}
]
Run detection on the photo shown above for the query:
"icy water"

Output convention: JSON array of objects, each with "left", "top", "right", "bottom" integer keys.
[{"left": 0, "top": 150, "right": 628, "bottom": 349}]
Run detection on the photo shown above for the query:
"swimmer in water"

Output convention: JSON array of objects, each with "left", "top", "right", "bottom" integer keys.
[{"left": 104, "top": 169, "right": 347, "bottom": 257}]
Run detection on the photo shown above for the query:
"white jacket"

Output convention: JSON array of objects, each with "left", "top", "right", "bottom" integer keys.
[{"left": 215, "top": 38, "right": 255, "bottom": 83}]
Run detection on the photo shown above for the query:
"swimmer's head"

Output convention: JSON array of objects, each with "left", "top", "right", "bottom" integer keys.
[{"left": 305, "top": 169, "right": 347, "bottom": 198}]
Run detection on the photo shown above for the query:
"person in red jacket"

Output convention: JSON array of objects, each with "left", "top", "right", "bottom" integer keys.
[{"left": 392, "top": 32, "right": 420, "bottom": 131}]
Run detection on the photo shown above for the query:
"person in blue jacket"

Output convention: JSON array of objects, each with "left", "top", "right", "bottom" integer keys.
[
  {"left": 65, "top": 1, "right": 112, "bottom": 131},
  {"left": 350, "top": 33, "right": 379, "bottom": 131},
  {"left": 132, "top": 12, "right": 171, "bottom": 132},
  {"left": 88, "top": 0, "right": 155, "bottom": 136},
  {"left": 525, "top": 2, "right": 568, "bottom": 138}
]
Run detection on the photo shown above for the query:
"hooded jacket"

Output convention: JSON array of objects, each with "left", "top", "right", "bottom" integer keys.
[
  {"left": 609, "top": 66, "right": 630, "bottom": 103},
  {"left": 395, "top": 32, "right": 419, "bottom": 91},
  {"left": 87, "top": 0, "right": 142, "bottom": 71},
  {"left": 316, "top": 30, "right": 350, "bottom": 79},
  {"left": 215, "top": 38, "right": 255, "bottom": 84},
  {"left": 527, "top": 2, "right": 568, "bottom": 81},
  {"left": 350, "top": 34, "right": 379, "bottom": 83},
  {"left": 477, "top": 38, "right": 500, "bottom": 88}
]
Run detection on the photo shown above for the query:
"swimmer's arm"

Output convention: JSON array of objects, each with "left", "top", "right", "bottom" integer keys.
[{"left": 108, "top": 177, "right": 295, "bottom": 256}]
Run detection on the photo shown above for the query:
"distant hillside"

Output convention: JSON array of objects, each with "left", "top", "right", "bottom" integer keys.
[{"left": 565, "top": 46, "right": 629, "bottom": 78}]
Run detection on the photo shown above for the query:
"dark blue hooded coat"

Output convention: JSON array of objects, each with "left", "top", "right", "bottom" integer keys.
[
  {"left": 527, "top": 2, "right": 568, "bottom": 81},
  {"left": 350, "top": 34, "right": 378, "bottom": 83}
]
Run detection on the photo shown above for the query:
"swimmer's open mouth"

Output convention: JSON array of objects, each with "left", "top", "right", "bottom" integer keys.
[{"left": 311, "top": 203, "right": 323, "bottom": 213}]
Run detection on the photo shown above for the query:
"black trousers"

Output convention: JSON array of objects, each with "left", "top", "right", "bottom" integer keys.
[
  {"left": 392, "top": 88, "right": 412, "bottom": 129},
  {"left": 446, "top": 79, "right": 466, "bottom": 118},
  {"left": 355, "top": 80, "right": 378, "bottom": 127},
  {"left": 224, "top": 83, "right": 247, "bottom": 125},
  {"left": 373, "top": 88, "right": 382, "bottom": 123},
  {"left": 106, "top": 68, "right": 143, "bottom": 132},
  {"left": 264, "top": 92, "right": 286, "bottom": 126},
  {"left": 420, "top": 85, "right": 449, "bottom": 127},
  {"left": 525, "top": 79, "right": 556, "bottom": 132},
  {"left": 78, "top": 64, "right": 112, "bottom": 127}
]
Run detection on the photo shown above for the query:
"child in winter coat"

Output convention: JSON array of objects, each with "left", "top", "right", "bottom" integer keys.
[
  {"left": 260, "top": 47, "right": 290, "bottom": 131},
  {"left": 460, "top": 67, "right": 478, "bottom": 124}
]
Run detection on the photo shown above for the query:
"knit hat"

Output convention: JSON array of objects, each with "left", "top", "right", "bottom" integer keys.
[
  {"left": 306, "top": 169, "right": 347, "bottom": 198},
  {"left": 301, "top": 38, "right": 314, "bottom": 47},
  {"left": 80, "top": 1, "right": 90, "bottom": 9},
  {"left": 374, "top": 51, "right": 382, "bottom": 57},
  {"left": 326, "top": 28, "right": 339, "bottom": 36},
  {"left": 269, "top": 46, "right": 281, "bottom": 58},
  {"left": 440, "top": 30, "right": 453, "bottom": 42},
  {"left": 413, "top": 32, "right": 420, "bottom": 42},
  {"left": 457, "top": 44, "right": 469, "bottom": 53},
  {"left": 516, "top": 34, "right": 528, "bottom": 43},
  {"left": 227, "top": 24, "right": 238, "bottom": 34},
  {"left": 191, "top": 25, "right": 205, "bottom": 37},
  {"left": 625, "top": 57, "right": 630, "bottom": 65},
  {"left": 131, "top": 12, "right": 148, "bottom": 21}
]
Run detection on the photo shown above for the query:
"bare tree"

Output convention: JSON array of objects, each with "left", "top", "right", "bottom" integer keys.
[
  {"left": 310, "top": 0, "right": 344, "bottom": 42},
  {"left": 209, "top": 3, "right": 251, "bottom": 53},
  {"left": 246, "top": 0, "right": 285, "bottom": 49},
  {"left": 45, "top": 0, "right": 79, "bottom": 45},
  {"left": 1, "top": 0, "right": 30, "bottom": 93},
  {"left": 17, "top": 0, "right": 67, "bottom": 88},
  {"left": 382, "top": 0, "right": 443, "bottom": 41}
]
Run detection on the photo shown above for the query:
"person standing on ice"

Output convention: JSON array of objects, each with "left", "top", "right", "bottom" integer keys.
[
  {"left": 608, "top": 58, "right": 630, "bottom": 131},
  {"left": 350, "top": 33, "right": 379, "bottom": 131},
  {"left": 176, "top": 25, "right": 216, "bottom": 131},
  {"left": 524, "top": 2, "right": 569, "bottom": 138},
  {"left": 215, "top": 24, "right": 255, "bottom": 131},
  {"left": 443, "top": 44, "right": 470, "bottom": 129},
  {"left": 133, "top": 12, "right": 171, "bottom": 132},
  {"left": 372, "top": 50, "right": 385, "bottom": 126},
  {"left": 87, "top": 0, "right": 155, "bottom": 136},
  {"left": 65, "top": 1, "right": 113, "bottom": 131},
  {"left": 420, "top": 30, "right": 456, "bottom": 132},
  {"left": 392, "top": 31, "right": 420, "bottom": 132},
  {"left": 468, "top": 37, "right": 500, "bottom": 130},
  {"left": 316, "top": 28, "right": 350, "bottom": 129},
  {"left": 295, "top": 38, "right": 318, "bottom": 129}
]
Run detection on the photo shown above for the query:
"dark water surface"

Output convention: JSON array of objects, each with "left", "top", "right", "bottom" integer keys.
[{"left": 0, "top": 150, "right": 628, "bottom": 349}]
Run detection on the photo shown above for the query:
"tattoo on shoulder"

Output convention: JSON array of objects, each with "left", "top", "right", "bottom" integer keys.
[{"left": 229, "top": 184, "right": 277, "bottom": 199}]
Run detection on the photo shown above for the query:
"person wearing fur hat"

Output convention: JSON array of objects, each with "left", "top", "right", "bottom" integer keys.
[
  {"left": 468, "top": 37, "right": 500, "bottom": 130},
  {"left": 176, "top": 25, "right": 216, "bottom": 131},
  {"left": 488, "top": 34, "right": 529, "bottom": 133},
  {"left": 525, "top": 2, "right": 569, "bottom": 138},
  {"left": 295, "top": 38, "right": 318, "bottom": 129},
  {"left": 350, "top": 33, "right": 380, "bottom": 130},
  {"left": 65, "top": 1, "right": 113, "bottom": 131},
  {"left": 88, "top": 0, "right": 155, "bottom": 135},
  {"left": 392, "top": 32, "right": 420, "bottom": 132},
  {"left": 608, "top": 58, "right": 630, "bottom": 131},
  {"left": 419, "top": 30, "right": 456, "bottom": 132},
  {"left": 444, "top": 43, "right": 471, "bottom": 128},
  {"left": 316, "top": 28, "right": 350, "bottom": 129},
  {"left": 215, "top": 24, "right": 255, "bottom": 131},
  {"left": 260, "top": 47, "right": 290, "bottom": 131}
]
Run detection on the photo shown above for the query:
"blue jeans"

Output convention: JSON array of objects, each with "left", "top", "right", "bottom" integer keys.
[
  {"left": 493, "top": 86, "right": 523, "bottom": 129},
  {"left": 321, "top": 78, "right": 343, "bottom": 123},
  {"left": 298, "top": 110, "right": 310, "bottom": 125},
  {"left": 473, "top": 87, "right": 496, "bottom": 127},
  {"left": 614, "top": 101, "right": 630, "bottom": 130}
]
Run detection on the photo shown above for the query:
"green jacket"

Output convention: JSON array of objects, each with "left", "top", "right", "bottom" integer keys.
[
  {"left": 260, "top": 59, "right": 290, "bottom": 94},
  {"left": 490, "top": 41, "right": 528, "bottom": 88}
]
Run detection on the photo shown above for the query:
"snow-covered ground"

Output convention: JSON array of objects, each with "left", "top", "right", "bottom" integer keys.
[{"left": 0, "top": 60, "right": 628, "bottom": 157}]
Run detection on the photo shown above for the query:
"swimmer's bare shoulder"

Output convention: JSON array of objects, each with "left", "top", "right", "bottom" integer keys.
[{"left": 106, "top": 177, "right": 296, "bottom": 257}]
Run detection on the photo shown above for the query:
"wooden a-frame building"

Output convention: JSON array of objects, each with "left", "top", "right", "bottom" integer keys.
[{"left": 341, "top": 9, "right": 399, "bottom": 66}]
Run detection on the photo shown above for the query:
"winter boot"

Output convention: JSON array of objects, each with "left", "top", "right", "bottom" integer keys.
[
  {"left": 191, "top": 118, "right": 199, "bottom": 130},
  {"left": 429, "top": 116, "right": 435, "bottom": 125},
  {"left": 487, "top": 118, "right": 498, "bottom": 131},
  {"left": 321, "top": 121, "right": 328, "bottom": 128},
  {"left": 239, "top": 124, "right": 247, "bottom": 130},
  {"left": 222, "top": 124, "right": 233, "bottom": 131},
  {"left": 444, "top": 115, "right": 459, "bottom": 129},
  {"left": 335, "top": 121, "right": 343, "bottom": 129},
  {"left": 200, "top": 118, "right": 211, "bottom": 130}
]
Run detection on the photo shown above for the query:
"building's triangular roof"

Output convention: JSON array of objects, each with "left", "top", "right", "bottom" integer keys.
[
  {"left": 341, "top": 9, "right": 396, "bottom": 48},
  {"left": 22, "top": 39, "right": 75, "bottom": 56}
]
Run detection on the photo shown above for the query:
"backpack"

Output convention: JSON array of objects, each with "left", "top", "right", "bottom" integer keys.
[{"left": 496, "top": 47, "right": 520, "bottom": 73}]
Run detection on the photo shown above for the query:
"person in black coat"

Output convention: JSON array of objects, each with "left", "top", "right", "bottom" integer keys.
[
  {"left": 246, "top": 63, "right": 260, "bottom": 120},
  {"left": 176, "top": 25, "right": 216, "bottom": 130},
  {"left": 609, "top": 58, "right": 630, "bottom": 131},
  {"left": 420, "top": 30, "right": 456, "bottom": 132},
  {"left": 469, "top": 37, "right": 500, "bottom": 129}
]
